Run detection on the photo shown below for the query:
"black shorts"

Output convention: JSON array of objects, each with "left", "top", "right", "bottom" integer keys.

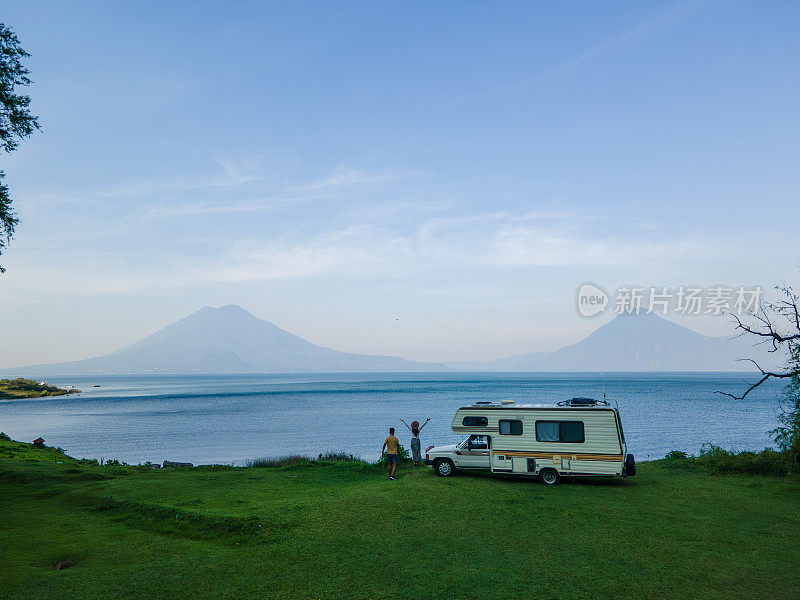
[{"left": 386, "top": 453, "right": 398, "bottom": 464}]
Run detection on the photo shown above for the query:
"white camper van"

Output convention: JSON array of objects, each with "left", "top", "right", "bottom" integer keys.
[{"left": 424, "top": 398, "right": 635, "bottom": 485}]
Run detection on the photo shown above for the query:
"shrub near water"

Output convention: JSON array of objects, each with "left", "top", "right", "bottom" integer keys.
[
  {"left": 246, "top": 455, "right": 310, "bottom": 468},
  {"left": 378, "top": 442, "right": 411, "bottom": 463},
  {"left": 318, "top": 451, "right": 360, "bottom": 461},
  {"left": 664, "top": 445, "right": 792, "bottom": 477},
  {"left": 246, "top": 452, "right": 363, "bottom": 468}
]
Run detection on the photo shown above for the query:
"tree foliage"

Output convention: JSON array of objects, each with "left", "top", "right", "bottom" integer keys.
[
  {"left": 726, "top": 285, "right": 800, "bottom": 472},
  {"left": 0, "top": 22, "right": 40, "bottom": 273},
  {"left": 773, "top": 343, "right": 800, "bottom": 469}
]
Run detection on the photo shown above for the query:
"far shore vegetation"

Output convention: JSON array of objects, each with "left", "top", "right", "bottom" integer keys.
[{"left": 0, "top": 378, "right": 80, "bottom": 399}]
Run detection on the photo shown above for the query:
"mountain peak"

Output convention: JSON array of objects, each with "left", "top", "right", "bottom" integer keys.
[
  {"left": 614, "top": 309, "right": 660, "bottom": 318},
  {"left": 217, "top": 304, "right": 249, "bottom": 313},
  {"left": 190, "top": 305, "right": 260, "bottom": 323},
  {"left": 5, "top": 305, "right": 447, "bottom": 374},
  {"left": 451, "top": 311, "right": 780, "bottom": 372},
  {"left": 195, "top": 304, "right": 250, "bottom": 314}
]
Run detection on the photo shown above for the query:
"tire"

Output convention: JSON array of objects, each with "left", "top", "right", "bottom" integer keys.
[
  {"left": 539, "top": 468, "right": 560, "bottom": 485},
  {"left": 433, "top": 458, "right": 455, "bottom": 477},
  {"left": 625, "top": 454, "right": 636, "bottom": 477}
]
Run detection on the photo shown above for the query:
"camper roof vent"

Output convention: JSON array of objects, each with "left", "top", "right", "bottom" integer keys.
[{"left": 557, "top": 397, "right": 610, "bottom": 407}]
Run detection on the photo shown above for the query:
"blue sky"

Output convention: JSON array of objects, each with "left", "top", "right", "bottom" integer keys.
[{"left": 1, "top": 1, "right": 799, "bottom": 367}]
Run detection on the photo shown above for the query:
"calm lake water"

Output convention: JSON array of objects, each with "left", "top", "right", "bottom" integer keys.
[{"left": 0, "top": 373, "right": 785, "bottom": 465}]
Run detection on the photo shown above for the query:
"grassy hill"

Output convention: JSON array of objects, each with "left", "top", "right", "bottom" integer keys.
[{"left": 1, "top": 438, "right": 799, "bottom": 600}]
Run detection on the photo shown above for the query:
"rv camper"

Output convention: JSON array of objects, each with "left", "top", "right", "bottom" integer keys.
[{"left": 424, "top": 398, "right": 635, "bottom": 485}]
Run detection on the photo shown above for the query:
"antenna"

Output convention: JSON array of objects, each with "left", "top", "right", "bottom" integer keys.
[{"left": 601, "top": 373, "right": 618, "bottom": 410}]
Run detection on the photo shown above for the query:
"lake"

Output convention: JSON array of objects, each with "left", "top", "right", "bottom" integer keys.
[{"left": 0, "top": 372, "right": 785, "bottom": 465}]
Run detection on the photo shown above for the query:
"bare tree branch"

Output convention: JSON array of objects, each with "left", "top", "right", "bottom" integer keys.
[
  {"left": 717, "top": 359, "right": 797, "bottom": 400},
  {"left": 726, "top": 287, "right": 800, "bottom": 372}
]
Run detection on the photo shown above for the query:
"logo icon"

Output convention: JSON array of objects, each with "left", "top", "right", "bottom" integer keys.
[{"left": 577, "top": 283, "right": 609, "bottom": 317}]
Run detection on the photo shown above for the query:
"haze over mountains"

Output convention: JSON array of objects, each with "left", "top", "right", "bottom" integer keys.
[
  {"left": 2, "top": 306, "right": 777, "bottom": 375},
  {"left": 448, "top": 312, "right": 780, "bottom": 372},
  {"left": 5, "top": 306, "right": 447, "bottom": 375}
]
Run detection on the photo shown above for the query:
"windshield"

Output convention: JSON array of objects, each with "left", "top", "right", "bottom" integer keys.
[{"left": 462, "top": 435, "right": 490, "bottom": 450}]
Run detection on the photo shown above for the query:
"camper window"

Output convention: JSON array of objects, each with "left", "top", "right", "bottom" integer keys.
[
  {"left": 535, "top": 421, "right": 559, "bottom": 442},
  {"left": 462, "top": 416, "right": 488, "bottom": 427},
  {"left": 499, "top": 419, "right": 523, "bottom": 435},
  {"left": 535, "top": 421, "right": 585, "bottom": 443},
  {"left": 560, "top": 421, "right": 585, "bottom": 443}
]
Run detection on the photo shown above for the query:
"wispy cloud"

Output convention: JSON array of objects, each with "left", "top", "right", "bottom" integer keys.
[
  {"left": 103, "top": 160, "right": 415, "bottom": 204},
  {"left": 142, "top": 197, "right": 294, "bottom": 219},
  {"left": 96, "top": 155, "right": 273, "bottom": 199},
  {"left": 453, "top": 1, "right": 701, "bottom": 105},
  {"left": 139, "top": 165, "right": 421, "bottom": 219},
  {"left": 296, "top": 166, "right": 421, "bottom": 192},
  {"left": 200, "top": 225, "right": 409, "bottom": 283},
  {"left": 416, "top": 211, "right": 702, "bottom": 268},
  {"left": 4, "top": 207, "right": 727, "bottom": 297}
]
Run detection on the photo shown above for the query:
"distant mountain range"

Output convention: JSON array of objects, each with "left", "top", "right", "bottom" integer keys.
[
  {"left": 2, "top": 306, "right": 779, "bottom": 376},
  {"left": 447, "top": 312, "right": 781, "bottom": 372},
  {"left": 5, "top": 305, "right": 447, "bottom": 375}
]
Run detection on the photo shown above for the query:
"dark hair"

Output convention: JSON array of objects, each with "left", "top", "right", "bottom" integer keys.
[
  {"left": 412, "top": 426, "right": 420, "bottom": 436},
  {"left": 389, "top": 427, "right": 395, "bottom": 434}
]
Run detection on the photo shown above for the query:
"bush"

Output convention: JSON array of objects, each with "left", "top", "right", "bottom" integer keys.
[
  {"left": 773, "top": 343, "right": 800, "bottom": 473},
  {"left": 318, "top": 452, "right": 361, "bottom": 462},
  {"left": 246, "top": 455, "right": 311, "bottom": 468},
  {"left": 663, "top": 445, "right": 792, "bottom": 478},
  {"left": 665, "top": 450, "right": 688, "bottom": 460},
  {"left": 696, "top": 444, "right": 791, "bottom": 477},
  {"left": 662, "top": 450, "right": 700, "bottom": 471},
  {"left": 378, "top": 443, "right": 411, "bottom": 464},
  {"left": 247, "top": 452, "right": 366, "bottom": 468},
  {"left": 0, "top": 432, "right": 10, "bottom": 441}
]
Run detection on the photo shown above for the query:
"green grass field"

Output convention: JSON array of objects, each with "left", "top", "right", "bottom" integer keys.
[{"left": 2, "top": 438, "right": 799, "bottom": 600}]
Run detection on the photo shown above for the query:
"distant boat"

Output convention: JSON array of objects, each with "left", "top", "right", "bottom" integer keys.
[{"left": 93, "top": 384, "right": 100, "bottom": 387}]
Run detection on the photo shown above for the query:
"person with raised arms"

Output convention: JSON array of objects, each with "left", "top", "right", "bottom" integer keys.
[{"left": 400, "top": 418, "right": 430, "bottom": 466}]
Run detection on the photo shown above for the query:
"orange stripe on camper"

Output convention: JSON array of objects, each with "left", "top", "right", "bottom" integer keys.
[{"left": 497, "top": 451, "right": 623, "bottom": 461}]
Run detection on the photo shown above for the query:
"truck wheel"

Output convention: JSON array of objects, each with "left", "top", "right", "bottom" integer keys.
[
  {"left": 434, "top": 458, "right": 455, "bottom": 477},
  {"left": 539, "top": 468, "right": 560, "bottom": 485},
  {"left": 625, "top": 454, "right": 636, "bottom": 477}
]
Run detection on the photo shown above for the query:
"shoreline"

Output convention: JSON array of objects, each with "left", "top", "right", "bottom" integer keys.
[{"left": 0, "top": 377, "right": 81, "bottom": 400}]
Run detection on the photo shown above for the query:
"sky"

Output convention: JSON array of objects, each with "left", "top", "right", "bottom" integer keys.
[{"left": 1, "top": 1, "right": 800, "bottom": 367}]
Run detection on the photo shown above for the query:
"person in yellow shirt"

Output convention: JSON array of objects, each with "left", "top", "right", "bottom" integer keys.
[{"left": 382, "top": 427, "right": 400, "bottom": 480}]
